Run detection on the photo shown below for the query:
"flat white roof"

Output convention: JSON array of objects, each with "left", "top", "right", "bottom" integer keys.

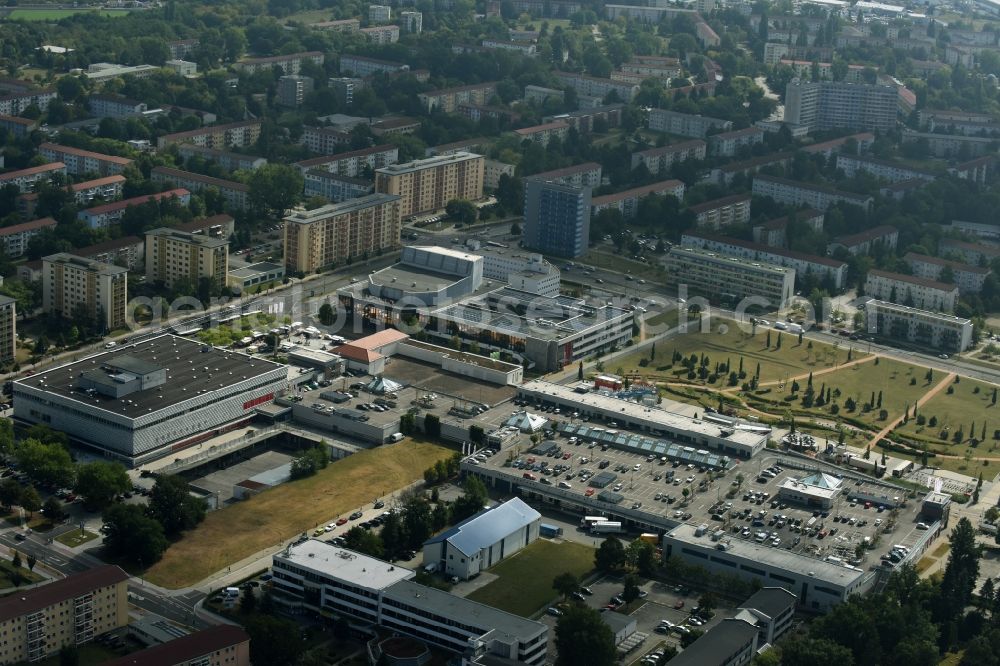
[{"left": 275, "top": 541, "right": 415, "bottom": 590}]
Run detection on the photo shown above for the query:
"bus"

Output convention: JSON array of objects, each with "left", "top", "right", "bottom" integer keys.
[{"left": 580, "top": 516, "right": 607, "bottom": 529}]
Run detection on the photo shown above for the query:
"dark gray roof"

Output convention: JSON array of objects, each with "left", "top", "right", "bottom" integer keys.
[
  {"left": 108, "top": 355, "right": 162, "bottom": 376},
  {"left": 739, "top": 587, "right": 797, "bottom": 619},
  {"left": 670, "top": 619, "right": 759, "bottom": 666}
]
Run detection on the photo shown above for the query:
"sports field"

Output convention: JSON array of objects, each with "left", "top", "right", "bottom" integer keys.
[
  {"left": 145, "top": 441, "right": 453, "bottom": 589},
  {"left": 7, "top": 8, "right": 130, "bottom": 20}
]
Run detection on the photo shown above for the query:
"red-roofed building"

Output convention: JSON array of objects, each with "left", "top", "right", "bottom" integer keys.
[
  {"left": 78, "top": 189, "right": 191, "bottom": 229},
  {"left": 0, "top": 161, "right": 66, "bottom": 192},
  {"left": 0, "top": 216, "right": 56, "bottom": 256},
  {"left": 335, "top": 328, "right": 409, "bottom": 373},
  {"left": 39, "top": 142, "right": 133, "bottom": 176},
  {"left": 100, "top": 625, "right": 250, "bottom": 666}
]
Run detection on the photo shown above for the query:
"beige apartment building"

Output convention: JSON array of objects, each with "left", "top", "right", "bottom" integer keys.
[
  {"left": 42, "top": 253, "right": 128, "bottom": 331},
  {"left": 0, "top": 565, "right": 129, "bottom": 664},
  {"left": 145, "top": 228, "right": 229, "bottom": 289},
  {"left": 0, "top": 295, "right": 15, "bottom": 363},
  {"left": 284, "top": 193, "right": 401, "bottom": 273},
  {"left": 375, "top": 152, "right": 484, "bottom": 219}
]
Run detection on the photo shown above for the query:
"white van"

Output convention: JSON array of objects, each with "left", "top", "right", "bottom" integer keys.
[
  {"left": 223, "top": 587, "right": 240, "bottom": 598},
  {"left": 388, "top": 432, "right": 405, "bottom": 443}
]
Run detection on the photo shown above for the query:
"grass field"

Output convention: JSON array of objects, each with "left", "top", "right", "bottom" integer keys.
[
  {"left": 145, "top": 441, "right": 453, "bottom": 589},
  {"left": 56, "top": 529, "right": 99, "bottom": 548},
  {"left": 37, "top": 642, "right": 121, "bottom": 665},
  {"left": 466, "top": 540, "right": 594, "bottom": 617},
  {"left": 0, "top": 558, "right": 43, "bottom": 588},
  {"left": 896, "top": 376, "right": 1000, "bottom": 451},
  {"left": 7, "top": 8, "right": 130, "bottom": 20}
]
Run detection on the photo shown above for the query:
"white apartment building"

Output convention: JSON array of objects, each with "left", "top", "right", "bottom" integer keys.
[
  {"left": 905, "top": 252, "right": 990, "bottom": 294},
  {"left": 39, "top": 142, "right": 133, "bottom": 176},
  {"left": 294, "top": 144, "right": 399, "bottom": 177},
  {"left": 0, "top": 216, "right": 57, "bottom": 257},
  {"left": 87, "top": 94, "right": 146, "bottom": 119},
  {"left": 368, "top": 4, "right": 391, "bottom": 22},
  {"left": 233, "top": 51, "right": 324, "bottom": 75},
  {"left": 664, "top": 246, "right": 795, "bottom": 308},
  {"left": 0, "top": 88, "right": 56, "bottom": 116},
  {"left": 361, "top": 25, "right": 400, "bottom": 44},
  {"left": 835, "top": 154, "right": 937, "bottom": 184},
  {"left": 303, "top": 171, "right": 373, "bottom": 202},
  {"left": 630, "top": 140, "right": 707, "bottom": 174},
  {"left": 753, "top": 175, "right": 873, "bottom": 212},
  {"left": 530, "top": 162, "right": 603, "bottom": 188},
  {"left": 338, "top": 55, "right": 409, "bottom": 77},
  {"left": 301, "top": 126, "right": 352, "bottom": 155},
  {"left": 707, "top": 127, "right": 765, "bottom": 157},
  {"left": 400, "top": 10, "right": 423, "bottom": 33},
  {"left": 150, "top": 167, "right": 250, "bottom": 211},
  {"left": 42, "top": 253, "right": 128, "bottom": 331},
  {"left": 484, "top": 159, "right": 515, "bottom": 189},
  {"left": 784, "top": 79, "right": 898, "bottom": 133},
  {"left": 591, "top": 180, "right": 685, "bottom": 219},
  {"left": 690, "top": 194, "right": 752, "bottom": 230},
  {"left": 474, "top": 247, "right": 561, "bottom": 297},
  {"left": 513, "top": 121, "right": 569, "bottom": 146},
  {"left": 865, "top": 269, "right": 959, "bottom": 313},
  {"left": 144, "top": 227, "right": 229, "bottom": 289},
  {"left": 647, "top": 109, "right": 732, "bottom": 137},
  {"left": 827, "top": 225, "right": 898, "bottom": 256},
  {"left": 0, "top": 162, "right": 66, "bottom": 193},
  {"left": 864, "top": 299, "right": 973, "bottom": 352},
  {"left": 940, "top": 238, "right": 1000, "bottom": 266},
  {"left": 554, "top": 72, "right": 639, "bottom": 101}
]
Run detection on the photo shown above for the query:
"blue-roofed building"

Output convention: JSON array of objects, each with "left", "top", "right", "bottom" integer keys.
[{"left": 422, "top": 497, "right": 541, "bottom": 580}]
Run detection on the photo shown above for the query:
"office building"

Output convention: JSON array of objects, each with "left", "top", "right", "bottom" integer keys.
[
  {"left": 150, "top": 167, "right": 250, "bottom": 211},
  {"left": 0, "top": 566, "right": 128, "bottom": 664},
  {"left": 681, "top": 232, "right": 848, "bottom": 290},
  {"left": 473, "top": 246, "right": 561, "bottom": 297},
  {"left": 176, "top": 145, "right": 268, "bottom": 173},
  {"left": 77, "top": 189, "right": 191, "bottom": 230},
  {"left": 864, "top": 299, "right": 973, "bottom": 352},
  {"left": 157, "top": 120, "right": 262, "bottom": 150},
  {"left": 905, "top": 252, "right": 990, "bottom": 294},
  {"left": 647, "top": 109, "right": 732, "bottom": 137},
  {"left": 752, "top": 175, "right": 873, "bottom": 212},
  {"left": 0, "top": 216, "right": 56, "bottom": 257},
  {"left": 41, "top": 253, "right": 128, "bottom": 331},
  {"left": 690, "top": 194, "right": 752, "bottom": 230},
  {"left": 865, "top": 269, "right": 959, "bottom": 313},
  {"left": 422, "top": 498, "right": 541, "bottom": 580},
  {"left": 0, "top": 295, "right": 15, "bottom": 363},
  {"left": 784, "top": 79, "right": 898, "bottom": 133},
  {"left": 591, "top": 180, "right": 685, "bottom": 219},
  {"left": 144, "top": 228, "right": 229, "bottom": 289},
  {"left": 102, "top": 625, "right": 251, "bottom": 666},
  {"left": 228, "top": 261, "right": 285, "bottom": 293},
  {"left": 0, "top": 162, "right": 66, "bottom": 193},
  {"left": 338, "top": 55, "right": 409, "bottom": 77},
  {"left": 294, "top": 144, "right": 398, "bottom": 177},
  {"left": 707, "top": 127, "right": 765, "bottom": 157},
  {"left": 669, "top": 618, "right": 760, "bottom": 666},
  {"left": 523, "top": 177, "right": 591, "bottom": 258},
  {"left": 283, "top": 194, "right": 401, "bottom": 273},
  {"left": 418, "top": 82, "right": 497, "bottom": 113},
  {"left": 400, "top": 10, "right": 423, "bottom": 33},
  {"left": 375, "top": 152, "right": 484, "bottom": 219},
  {"left": 664, "top": 246, "right": 795, "bottom": 308},
  {"left": 368, "top": 4, "right": 391, "bottom": 22},
  {"left": 361, "top": 25, "right": 399, "bottom": 44},
  {"left": 827, "top": 225, "right": 898, "bottom": 256},
  {"left": 87, "top": 93, "right": 147, "bottom": 119},
  {"left": 271, "top": 541, "right": 548, "bottom": 664},
  {"left": 737, "top": 587, "right": 797, "bottom": 646},
  {"left": 276, "top": 75, "right": 314, "bottom": 107},
  {"left": 630, "top": 140, "right": 707, "bottom": 174},
  {"left": 13, "top": 335, "right": 286, "bottom": 463},
  {"left": 233, "top": 51, "right": 324, "bottom": 75},
  {"left": 939, "top": 238, "right": 1000, "bottom": 266},
  {"left": 328, "top": 77, "right": 366, "bottom": 105}
]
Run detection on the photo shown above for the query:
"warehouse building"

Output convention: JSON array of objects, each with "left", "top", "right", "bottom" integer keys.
[{"left": 12, "top": 335, "right": 286, "bottom": 465}]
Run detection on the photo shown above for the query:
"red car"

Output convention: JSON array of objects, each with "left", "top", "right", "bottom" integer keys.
[
  {"left": 585, "top": 488, "right": 595, "bottom": 497},
  {"left": 674, "top": 600, "right": 685, "bottom": 609},
  {"left": 336, "top": 517, "right": 348, "bottom": 526}
]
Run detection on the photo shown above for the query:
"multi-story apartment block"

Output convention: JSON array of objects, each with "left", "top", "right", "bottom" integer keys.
[
  {"left": 864, "top": 299, "right": 973, "bottom": 352},
  {"left": 523, "top": 177, "right": 591, "bottom": 258},
  {"left": 19, "top": 175, "right": 125, "bottom": 219},
  {"left": 0, "top": 566, "right": 128, "bottom": 664},
  {"left": 176, "top": 213, "right": 236, "bottom": 239},
  {"left": 618, "top": 55, "right": 682, "bottom": 81},
  {"left": 277, "top": 75, "right": 314, "bottom": 107},
  {"left": 647, "top": 109, "right": 732, "bottom": 137},
  {"left": 78, "top": 189, "right": 191, "bottom": 230},
  {"left": 543, "top": 104, "right": 623, "bottom": 133},
  {"left": 919, "top": 108, "right": 998, "bottom": 136},
  {"left": 827, "top": 224, "right": 898, "bottom": 256},
  {"left": 0, "top": 114, "right": 38, "bottom": 137},
  {"left": 151, "top": 167, "right": 250, "bottom": 211},
  {"left": 283, "top": 194, "right": 401, "bottom": 272},
  {"left": 426, "top": 138, "right": 491, "bottom": 158},
  {"left": 338, "top": 55, "right": 409, "bottom": 77},
  {"left": 145, "top": 227, "right": 229, "bottom": 289},
  {"left": 524, "top": 85, "right": 564, "bottom": 105},
  {"left": 103, "top": 625, "right": 250, "bottom": 666},
  {"left": 513, "top": 121, "right": 570, "bottom": 146},
  {"left": 233, "top": 51, "right": 324, "bottom": 76},
  {"left": 368, "top": 4, "right": 391, "bottom": 22},
  {"left": 783, "top": 79, "right": 898, "bottom": 133},
  {"left": 484, "top": 159, "right": 515, "bottom": 189},
  {"left": 400, "top": 10, "right": 423, "bottom": 33},
  {"left": 865, "top": 269, "right": 958, "bottom": 313},
  {"left": 177, "top": 144, "right": 267, "bottom": 173},
  {"left": 751, "top": 209, "right": 824, "bottom": 247},
  {"left": 375, "top": 152, "right": 484, "bottom": 219},
  {"left": 300, "top": 125, "right": 353, "bottom": 154},
  {"left": 481, "top": 39, "right": 537, "bottom": 55},
  {"left": 905, "top": 252, "right": 991, "bottom": 294},
  {"left": 271, "top": 541, "right": 547, "bottom": 664},
  {"left": 458, "top": 103, "right": 522, "bottom": 125},
  {"left": 707, "top": 126, "right": 765, "bottom": 157},
  {"left": 690, "top": 194, "right": 752, "bottom": 230},
  {"left": 709, "top": 152, "right": 795, "bottom": 187},
  {"left": 167, "top": 60, "right": 198, "bottom": 77},
  {"left": 530, "top": 162, "right": 603, "bottom": 188},
  {"left": 950, "top": 156, "right": 993, "bottom": 184},
  {"left": 940, "top": 238, "right": 1000, "bottom": 266},
  {"left": 370, "top": 117, "right": 421, "bottom": 137},
  {"left": 417, "top": 82, "right": 498, "bottom": 113},
  {"left": 0, "top": 88, "right": 56, "bottom": 116},
  {"left": 328, "top": 77, "right": 367, "bottom": 105},
  {"left": 361, "top": 25, "right": 400, "bottom": 44},
  {"left": 0, "top": 162, "right": 65, "bottom": 193},
  {"left": 42, "top": 253, "right": 128, "bottom": 330},
  {"left": 753, "top": 175, "right": 873, "bottom": 213},
  {"left": 554, "top": 72, "right": 639, "bottom": 101},
  {"left": 85, "top": 63, "right": 159, "bottom": 83},
  {"left": 799, "top": 132, "right": 876, "bottom": 159},
  {"left": 312, "top": 18, "right": 360, "bottom": 32},
  {"left": 39, "top": 142, "right": 132, "bottom": 177},
  {"left": 0, "top": 216, "right": 56, "bottom": 257},
  {"left": 681, "top": 232, "right": 848, "bottom": 290},
  {"left": 664, "top": 246, "right": 796, "bottom": 308},
  {"left": 835, "top": 154, "right": 937, "bottom": 183},
  {"left": 294, "top": 144, "right": 398, "bottom": 177},
  {"left": 166, "top": 38, "right": 199, "bottom": 60},
  {"left": 0, "top": 295, "right": 14, "bottom": 362},
  {"left": 157, "top": 120, "right": 263, "bottom": 150},
  {"left": 75, "top": 235, "right": 144, "bottom": 271},
  {"left": 591, "top": 179, "right": 685, "bottom": 219},
  {"left": 86, "top": 93, "right": 146, "bottom": 119},
  {"left": 901, "top": 129, "right": 995, "bottom": 158},
  {"left": 630, "top": 140, "right": 706, "bottom": 175},
  {"left": 303, "top": 170, "right": 374, "bottom": 202}
]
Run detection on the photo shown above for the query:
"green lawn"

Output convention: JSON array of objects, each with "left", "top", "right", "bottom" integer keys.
[
  {"left": 7, "top": 8, "right": 130, "bottom": 20},
  {"left": 56, "top": 529, "right": 99, "bottom": 548},
  {"left": 36, "top": 642, "right": 123, "bottom": 665},
  {"left": 466, "top": 540, "right": 594, "bottom": 617},
  {"left": 896, "top": 376, "right": 1000, "bottom": 451},
  {"left": 0, "top": 558, "right": 43, "bottom": 588}
]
